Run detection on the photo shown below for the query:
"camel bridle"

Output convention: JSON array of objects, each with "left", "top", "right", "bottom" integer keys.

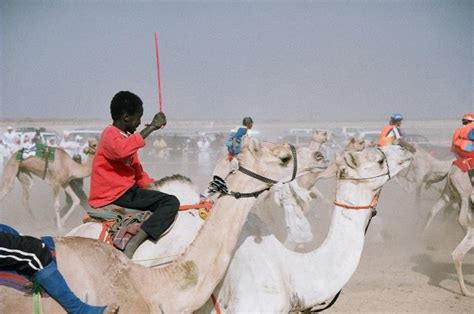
[
  {"left": 333, "top": 148, "right": 390, "bottom": 210},
  {"left": 208, "top": 144, "right": 298, "bottom": 199},
  {"left": 337, "top": 147, "right": 391, "bottom": 182}
]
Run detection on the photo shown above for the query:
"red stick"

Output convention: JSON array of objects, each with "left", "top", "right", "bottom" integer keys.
[{"left": 154, "top": 32, "right": 163, "bottom": 112}]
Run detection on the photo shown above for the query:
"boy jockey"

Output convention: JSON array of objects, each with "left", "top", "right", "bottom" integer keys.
[
  {"left": 89, "top": 91, "right": 180, "bottom": 258},
  {"left": 451, "top": 113, "right": 474, "bottom": 159},
  {"left": 225, "top": 116, "right": 253, "bottom": 173},
  {"left": 377, "top": 113, "right": 415, "bottom": 153}
]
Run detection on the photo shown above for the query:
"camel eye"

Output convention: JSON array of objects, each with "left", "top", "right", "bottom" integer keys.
[
  {"left": 313, "top": 151, "right": 324, "bottom": 161},
  {"left": 280, "top": 155, "right": 291, "bottom": 165}
]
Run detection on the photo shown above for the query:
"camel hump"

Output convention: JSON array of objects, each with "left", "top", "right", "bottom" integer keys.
[{"left": 152, "top": 174, "right": 193, "bottom": 188}]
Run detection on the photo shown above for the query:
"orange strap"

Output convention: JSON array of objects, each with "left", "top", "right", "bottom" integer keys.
[
  {"left": 333, "top": 193, "right": 379, "bottom": 210},
  {"left": 210, "top": 294, "right": 221, "bottom": 314},
  {"left": 98, "top": 220, "right": 115, "bottom": 244},
  {"left": 178, "top": 201, "right": 214, "bottom": 211}
]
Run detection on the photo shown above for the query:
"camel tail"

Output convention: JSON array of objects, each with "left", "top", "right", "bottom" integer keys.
[{"left": 0, "top": 155, "right": 21, "bottom": 200}]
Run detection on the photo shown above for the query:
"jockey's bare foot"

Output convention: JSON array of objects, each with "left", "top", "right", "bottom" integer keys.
[{"left": 104, "top": 303, "right": 120, "bottom": 314}]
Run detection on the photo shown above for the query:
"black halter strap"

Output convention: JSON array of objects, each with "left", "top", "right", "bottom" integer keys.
[
  {"left": 237, "top": 144, "right": 297, "bottom": 185},
  {"left": 208, "top": 144, "right": 298, "bottom": 199}
]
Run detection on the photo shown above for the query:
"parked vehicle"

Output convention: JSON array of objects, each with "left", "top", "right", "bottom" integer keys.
[{"left": 62, "top": 129, "right": 103, "bottom": 142}]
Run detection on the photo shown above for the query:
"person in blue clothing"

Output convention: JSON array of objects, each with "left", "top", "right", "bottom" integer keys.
[
  {"left": 225, "top": 116, "right": 253, "bottom": 173},
  {"left": 0, "top": 224, "right": 118, "bottom": 314},
  {"left": 226, "top": 116, "right": 253, "bottom": 159}
]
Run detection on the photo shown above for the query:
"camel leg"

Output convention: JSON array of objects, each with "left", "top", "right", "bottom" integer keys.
[
  {"left": 424, "top": 195, "right": 450, "bottom": 233},
  {"left": 17, "top": 172, "right": 33, "bottom": 215},
  {"left": 52, "top": 185, "right": 64, "bottom": 231},
  {"left": 60, "top": 184, "right": 81, "bottom": 227},
  {"left": 451, "top": 228, "right": 474, "bottom": 297},
  {"left": 450, "top": 172, "right": 472, "bottom": 229},
  {"left": 457, "top": 197, "right": 470, "bottom": 230},
  {"left": 0, "top": 158, "right": 21, "bottom": 202}
]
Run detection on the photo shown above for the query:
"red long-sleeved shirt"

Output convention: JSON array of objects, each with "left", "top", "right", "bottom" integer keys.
[{"left": 88, "top": 125, "right": 154, "bottom": 208}]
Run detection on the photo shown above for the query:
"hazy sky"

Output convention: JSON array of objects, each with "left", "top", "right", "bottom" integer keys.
[{"left": 0, "top": 0, "right": 472, "bottom": 122}]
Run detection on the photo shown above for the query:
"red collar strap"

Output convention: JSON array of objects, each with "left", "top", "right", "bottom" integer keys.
[{"left": 333, "top": 193, "right": 380, "bottom": 210}]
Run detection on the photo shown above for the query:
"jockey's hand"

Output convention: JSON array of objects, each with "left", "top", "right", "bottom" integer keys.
[{"left": 149, "top": 112, "right": 167, "bottom": 129}]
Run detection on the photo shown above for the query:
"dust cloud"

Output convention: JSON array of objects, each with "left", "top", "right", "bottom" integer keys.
[{"left": 0, "top": 118, "right": 473, "bottom": 312}]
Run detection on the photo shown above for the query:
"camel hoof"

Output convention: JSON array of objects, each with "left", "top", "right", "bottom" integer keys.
[{"left": 104, "top": 303, "right": 120, "bottom": 314}]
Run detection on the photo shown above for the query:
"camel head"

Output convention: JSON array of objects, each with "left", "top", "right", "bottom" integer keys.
[
  {"left": 336, "top": 145, "right": 413, "bottom": 190},
  {"left": 345, "top": 137, "right": 367, "bottom": 152},
  {"left": 311, "top": 129, "right": 333, "bottom": 144},
  {"left": 238, "top": 137, "right": 305, "bottom": 183},
  {"left": 83, "top": 138, "right": 98, "bottom": 155},
  {"left": 295, "top": 147, "right": 328, "bottom": 173}
]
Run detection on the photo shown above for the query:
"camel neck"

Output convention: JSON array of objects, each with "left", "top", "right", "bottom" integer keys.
[
  {"left": 70, "top": 154, "right": 94, "bottom": 179},
  {"left": 153, "top": 173, "right": 265, "bottom": 312},
  {"left": 272, "top": 183, "right": 375, "bottom": 308}
]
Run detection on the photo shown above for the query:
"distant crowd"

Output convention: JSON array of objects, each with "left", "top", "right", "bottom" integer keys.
[{"left": 0, "top": 127, "right": 94, "bottom": 173}]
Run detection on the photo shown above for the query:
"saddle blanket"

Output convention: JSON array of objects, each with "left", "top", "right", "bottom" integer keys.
[
  {"left": 15, "top": 143, "right": 56, "bottom": 161},
  {"left": 453, "top": 157, "right": 474, "bottom": 173}
]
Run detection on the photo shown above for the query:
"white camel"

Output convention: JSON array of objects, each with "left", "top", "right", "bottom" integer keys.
[
  {"left": 0, "top": 140, "right": 97, "bottom": 230},
  {"left": 423, "top": 164, "right": 474, "bottom": 296},
  {"left": 0, "top": 137, "right": 315, "bottom": 313},
  {"left": 197, "top": 145, "right": 413, "bottom": 312}
]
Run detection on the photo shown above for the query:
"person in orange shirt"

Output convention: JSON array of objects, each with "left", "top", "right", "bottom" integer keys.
[
  {"left": 451, "top": 113, "right": 474, "bottom": 159},
  {"left": 89, "top": 91, "right": 179, "bottom": 258},
  {"left": 377, "top": 113, "right": 415, "bottom": 153}
]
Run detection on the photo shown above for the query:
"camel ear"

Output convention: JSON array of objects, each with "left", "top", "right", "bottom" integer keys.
[
  {"left": 349, "top": 137, "right": 355, "bottom": 143},
  {"left": 246, "top": 137, "right": 261, "bottom": 153},
  {"left": 344, "top": 152, "right": 359, "bottom": 169}
]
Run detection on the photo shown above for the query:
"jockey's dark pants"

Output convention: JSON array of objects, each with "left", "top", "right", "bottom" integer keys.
[
  {"left": 113, "top": 185, "right": 180, "bottom": 240},
  {"left": 0, "top": 233, "right": 52, "bottom": 276}
]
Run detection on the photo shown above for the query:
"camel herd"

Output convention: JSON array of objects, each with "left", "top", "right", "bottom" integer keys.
[{"left": 0, "top": 130, "right": 473, "bottom": 313}]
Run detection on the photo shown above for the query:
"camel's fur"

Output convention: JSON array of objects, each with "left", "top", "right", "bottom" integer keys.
[
  {"left": 0, "top": 140, "right": 97, "bottom": 230},
  {"left": 197, "top": 145, "right": 413, "bottom": 312},
  {"left": 1, "top": 138, "right": 317, "bottom": 313},
  {"left": 423, "top": 164, "right": 474, "bottom": 296}
]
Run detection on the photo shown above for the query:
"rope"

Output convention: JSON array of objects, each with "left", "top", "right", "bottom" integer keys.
[{"left": 41, "top": 146, "right": 49, "bottom": 180}]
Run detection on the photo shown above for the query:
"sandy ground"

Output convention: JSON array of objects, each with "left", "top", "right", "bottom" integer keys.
[{"left": 1, "top": 120, "right": 473, "bottom": 312}]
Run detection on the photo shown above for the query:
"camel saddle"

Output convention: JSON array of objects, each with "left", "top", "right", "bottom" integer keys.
[
  {"left": 84, "top": 205, "right": 151, "bottom": 250},
  {"left": 453, "top": 158, "right": 474, "bottom": 185}
]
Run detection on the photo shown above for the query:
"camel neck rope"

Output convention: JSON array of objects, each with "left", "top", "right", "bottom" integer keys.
[
  {"left": 333, "top": 192, "right": 380, "bottom": 210},
  {"left": 208, "top": 144, "right": 298, "bottom": 199}
]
